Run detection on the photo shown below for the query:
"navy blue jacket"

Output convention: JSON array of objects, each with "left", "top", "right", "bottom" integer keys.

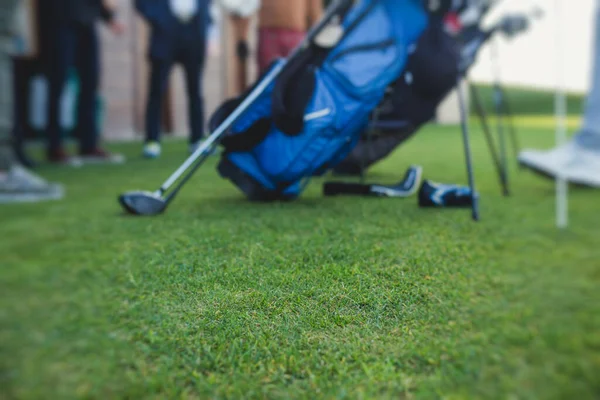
[{"left": 135, "top": 0, "right": 211, "bottom": 61}]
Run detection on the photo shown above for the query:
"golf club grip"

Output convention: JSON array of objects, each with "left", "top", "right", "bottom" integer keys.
[{"left": 323, "top": 182, "right": 374, "bottom": 196}]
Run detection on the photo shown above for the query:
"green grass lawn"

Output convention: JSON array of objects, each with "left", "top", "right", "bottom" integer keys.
[
  {"left": 470, "top": 84, "right": 585, "bottom": 117},
  {"left": 1, "top": 121, "right": 599, "bottom": 399}
]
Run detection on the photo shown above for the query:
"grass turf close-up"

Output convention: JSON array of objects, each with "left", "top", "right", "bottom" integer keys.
[{"left": 1, "top": 117, "right": 599, "bottom": 399}]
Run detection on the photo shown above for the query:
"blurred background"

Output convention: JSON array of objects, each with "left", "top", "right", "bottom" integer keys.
[{"left": 11, "top": 0, "right": 596, "bottom": 146}]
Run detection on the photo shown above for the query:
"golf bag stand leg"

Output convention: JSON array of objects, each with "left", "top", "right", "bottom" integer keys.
[
  {"left": 498, "top": 84, "right": 522, "bottom": 168},
  {"left": 361, "top": 106, "right": 381, "bottom": 183},
  {"left": 457, "top": 78, "right": 480, "bottom": 221},
  {"left": 469, "top": 81, "right": 510, "bottom": 196},
  {"left": 491, "top": 39, "right": 511, "bottom": 194}
]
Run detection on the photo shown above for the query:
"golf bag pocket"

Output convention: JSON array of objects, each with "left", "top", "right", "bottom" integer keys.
[{"left": 213, "top": 0, "right": 429, "bottom": 201}]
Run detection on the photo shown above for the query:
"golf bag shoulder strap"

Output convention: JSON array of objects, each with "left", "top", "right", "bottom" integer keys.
[
  {"left": 208, "top": 63, "right": 281, "bottom": 153},
  {"left": 210, "top": 97, "right": 273, "bottom": 153},
  {"left": 271, "top": 47, "right": 328, "bottom": 135},
  {"left": 209, "top": 50, "right": 328, "bottom": 152},
  {"left": 222, "top": 118, "right": 272, "bottom": 152}
]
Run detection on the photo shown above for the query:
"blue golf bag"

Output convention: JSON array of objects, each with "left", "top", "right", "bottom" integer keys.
[{"left": 210, "top": 0, "right": 430, "bottom": 201}]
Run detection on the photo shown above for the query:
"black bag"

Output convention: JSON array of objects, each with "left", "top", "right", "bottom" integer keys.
[{"left": 334, "top": 20, "right": 461, "bottom": 174}]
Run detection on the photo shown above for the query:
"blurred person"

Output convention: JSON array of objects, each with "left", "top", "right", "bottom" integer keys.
[
  {"left": 10, "top": 0, "right": 36, "bottom": 168},
  {"left": 136, "top": 0, "right": 211, "bottom": 159},
  {"left": 219, "top": 0, "right": 260, "bottom": 94},
  {"left": 43, "top": 0, "right": 126, "bottom": 166},
  {"left": 256, "top": 0, "right": 322, "bottom": 74},
  {"left": 519, "top": 2, "right": 600, "bottom": 188},
  {"left": 230, "top": 14, "right": 252, "bottom": 94},
  {"left": 0, "top": 0, "right": 63, "bottom": 203}
]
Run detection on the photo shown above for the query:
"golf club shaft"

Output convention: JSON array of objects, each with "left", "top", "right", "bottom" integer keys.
[
  {"left": 456, "top": 78, "right": 480, "bottom": 221},
  {"left": 362, "top": 106, "right": 381, "bottom": 183},
  {"left": 156, "top": 0, "right": 356, "bottom": 195},
  {"left": 324, "top": 183, "right": 408, "bottom": 197},
  {"left": 324, "top": 166, "right": 421, "bottom": 197},
  {"left": 164, "top": 147, "right": 213, "bottom": 203}
]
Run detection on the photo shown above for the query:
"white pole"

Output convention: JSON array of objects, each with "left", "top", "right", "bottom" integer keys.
[{"left": 555, "top": 0, "right": 569, "bottom": 229}]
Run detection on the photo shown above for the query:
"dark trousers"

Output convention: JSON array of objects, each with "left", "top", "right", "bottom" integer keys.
[
  {"left": 46, "top": 23, "right": 100, "bottom": 153},
  {"left": 145, "top": 54, "right": 206, "bottom": 144}
]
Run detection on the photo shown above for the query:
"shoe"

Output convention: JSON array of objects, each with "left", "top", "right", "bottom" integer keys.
[
  {"left": 0, "top": 165, "right": 64, "bottom": 203},
  {"left": 143, "top": 142, "right": 162, "bottom": 159},
  {"left": 564, "top": 147, "right": 600, "bottom": 188},
  {"left": 518, "top": 141, "right": 600, "bottom": 187},
  {"left": 47, "top": 148, "right": 83, "bottom": 167},
  {"left": 79, "top": 148, "right": 126, "bottom": 165},
  {"left": 518, "top": 141, "right": 579, "bottom": 179}
]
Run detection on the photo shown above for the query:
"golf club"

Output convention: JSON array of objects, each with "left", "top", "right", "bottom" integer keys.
[
  {"left": 118, "top": 0, "right": 357, "bottom": 216},
  {"left": 323, "top": 165, "right": 423, "bottom": 198}
]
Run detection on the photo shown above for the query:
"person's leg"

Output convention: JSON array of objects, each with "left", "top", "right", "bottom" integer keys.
[
  {"left": 143, "top": 58, "right": 172, "bottom": 158},
  {"left": 575, "top": 4, "right": 600, "bottom": 151},
  {"left": 231, "top": 15, "right": 251, "bottom": 94},
  {"left": 46, "top": 23, "right": 77, "bottom": 164},
  {"left": 75, "top": 25, "right": 100, "bottom": 154},
  {"left": 182, "top": 52, "right": 207, "bottom": 149},
  {"left": 0, "top": 36, "right": 14, "bottom": 172},
  {"left": 183, "top": 60, "right": 206, "bottom": 147},
  {"left": 11, "top": 58, "right": 36, "bottom": 168},
  {"left": 0, "top": 1, "right": 63, "bottom": 203},
  {"left": 75, "top": 25, "right": 124, "bottom": 164}
]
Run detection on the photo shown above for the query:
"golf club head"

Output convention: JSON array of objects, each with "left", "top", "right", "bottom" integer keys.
[
  {"left": 119, "top": 191, "right": 167, "bottom": 216},
  {"left": 323, "top": 165, "right": 423, "bottom": 198},
  {"left": 499, "top": 14, "right": 531, "bottom": 38}
]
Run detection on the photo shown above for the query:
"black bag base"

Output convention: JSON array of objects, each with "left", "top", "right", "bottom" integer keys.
[{"left": 217, "top": 158, "right": 298, "bottom": 203}]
